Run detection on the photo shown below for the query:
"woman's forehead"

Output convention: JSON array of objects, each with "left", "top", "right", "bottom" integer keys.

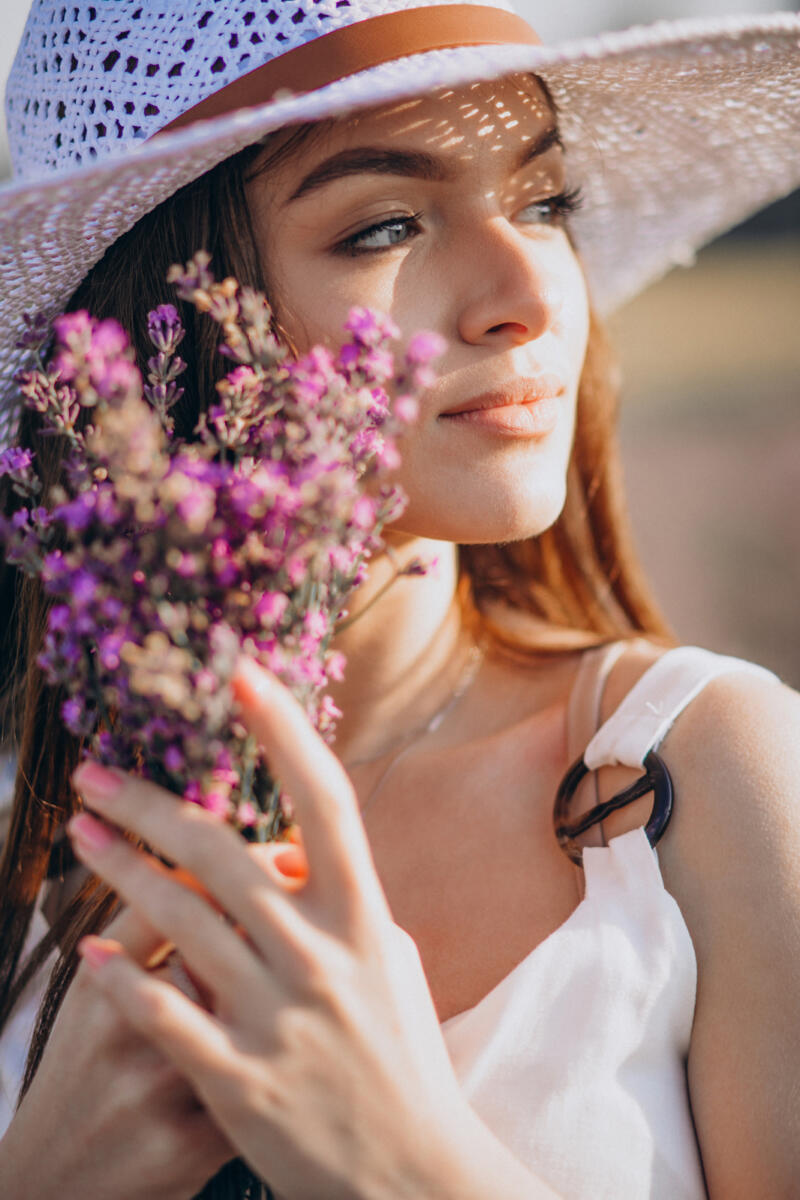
[
  {"left": 347, "top": 74, "right": 554, "bottom": 141},
  {"left": 259, "top": 73, "right": 559, "bottom": 192}
]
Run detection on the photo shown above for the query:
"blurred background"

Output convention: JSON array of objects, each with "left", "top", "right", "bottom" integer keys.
[{"left": 2, "top": 1, "right": 799, "bottom": 684}]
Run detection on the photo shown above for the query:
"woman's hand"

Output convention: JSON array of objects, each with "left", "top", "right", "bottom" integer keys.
[
  {"left": 0, "top": 903, "right": 233, "bottom": 1200},
  {"left": 65, "top": 656, "right": 474, "bottom": 1200}
]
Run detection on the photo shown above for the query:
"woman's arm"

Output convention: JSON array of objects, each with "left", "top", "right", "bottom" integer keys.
[
  {"left": 660, "top": 671, "right": 800, "bottom": 1199},
  {"left": 66, "top": 657, "right": 564, "bottom": 1200}
]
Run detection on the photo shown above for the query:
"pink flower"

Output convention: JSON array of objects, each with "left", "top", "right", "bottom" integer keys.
[
  {"left": 351, "top": 495, "right": 376, "bottom": 529},
  {"left": 89, "top": 319, "right": 130, "bottom": 361},
  {"left": 287, "top": 554, "right": 307, "bottom": 587},
  {"left": 411, "top": 365, "right": 437, "bottom": 391},
  {"left": 394, "top": 395, "right": 419, "bottom": 424},
  {"left": 237, "top": 801, "right": 258, "bottom": 827},
  {"left": 199, "top": 790, "right": 229, "bottom": 818},
  {"left": 303, "top": 609, "right": 327, "bottom": 640},
  {"left": 177, "top": 484, "right": 216, "bottom": 533},
  {"left": 254, "top": 591, "right": 289, "bottom": 626},
  {"left": 318, "top": 694, "right": 343, "bottom": 727},
  {"left": 345, "top": 307, "right": 400, "bottom": 347},
  {"left": 52, "top": 311, "right": 92, "bottom": 346},
  {"left": 361, "top": 348, "right": 394, "bottom": 382},
  {"left": 375, "top": 441, "right": 401, "bottom": 470},
  {"left": 329, "top": 545, "right": 356, "bottom": 573},
  {"left": 406, "top": 330, "right": 446, "bottom": 365},
  {"left": 326, "top": 650, "right": 346, "bottom": 681}
]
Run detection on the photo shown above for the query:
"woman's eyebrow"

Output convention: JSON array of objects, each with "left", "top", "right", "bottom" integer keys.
[{"left": 283, "top": 124, "right": 563, "bottom": 206}]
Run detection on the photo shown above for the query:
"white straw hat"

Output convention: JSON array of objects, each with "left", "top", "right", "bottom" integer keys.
[{"left": 2, "top": 0, "right": 799, "bottom": 449}]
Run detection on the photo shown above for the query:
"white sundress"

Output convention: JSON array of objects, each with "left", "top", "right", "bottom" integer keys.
[{"left": 0, "top": 645, "right": 779, "bottom": 1199}]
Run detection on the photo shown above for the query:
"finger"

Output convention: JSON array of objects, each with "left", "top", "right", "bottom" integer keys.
[
  {"left": 100, "top": 897, "right": 174, "bottom": 968},
  {"left": 71, "top": 763, "right": 315, "bottom": 964},
  {"left": 68, "top": 813, "right": 270, "bottom": 1010},
  {"left": 231, "top": 656, "right": 387, "bottom": 911},
  {"left": 77, "top": 937, "right": 245, "bottom": 1123}
]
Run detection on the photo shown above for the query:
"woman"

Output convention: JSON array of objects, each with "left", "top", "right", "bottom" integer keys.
[{"left": 1, "top": 1, "right": 799, "bottom": 1197}]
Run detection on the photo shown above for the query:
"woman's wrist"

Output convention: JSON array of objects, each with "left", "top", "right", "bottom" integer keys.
[{"left": 377, "top": 1101, "right": 563, "bottom": 1200}]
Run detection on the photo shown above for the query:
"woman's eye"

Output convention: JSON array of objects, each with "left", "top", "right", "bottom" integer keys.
[
  {"left": 518, "top": 184, "right": 585, "bottom": 226},
  {"left": 335, "top": 213, "right": 423, "bottom": 257}
]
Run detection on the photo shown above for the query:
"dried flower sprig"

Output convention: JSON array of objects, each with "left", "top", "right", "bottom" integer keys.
[{"left": 2, "top": 253, "right": 445, "bottom": 840}]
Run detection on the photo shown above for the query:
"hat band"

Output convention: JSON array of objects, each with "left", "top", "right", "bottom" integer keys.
[{"left": 157, "top": 4, "right": 542, "bottom": 136}]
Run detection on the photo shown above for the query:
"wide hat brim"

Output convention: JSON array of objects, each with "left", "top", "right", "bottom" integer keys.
[{"left": 1, "top": 10, "right": 799, "bottom": 447}]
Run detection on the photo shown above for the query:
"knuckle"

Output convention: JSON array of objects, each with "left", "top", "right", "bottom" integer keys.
[
  {"left": 177, "top": 814, "right": 234, "bottom": 879},
  {"left": 137, "top": 983, "right": 177, "bottom": 1035}
]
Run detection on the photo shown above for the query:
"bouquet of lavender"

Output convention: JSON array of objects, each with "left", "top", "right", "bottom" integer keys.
[{"left": 0, "top": 252, "right": 444, "bottom": 841}]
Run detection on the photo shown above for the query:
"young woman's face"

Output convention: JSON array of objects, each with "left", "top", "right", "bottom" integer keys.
[{"left": 247, "top": 74, "right": 590, "bottom": 545}]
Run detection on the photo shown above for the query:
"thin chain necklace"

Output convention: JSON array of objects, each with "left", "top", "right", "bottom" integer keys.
[{"left": 345, "top": 636, "right": 487, "bottom": 819}]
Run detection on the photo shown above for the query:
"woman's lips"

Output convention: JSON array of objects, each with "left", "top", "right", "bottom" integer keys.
[
  {"left": 440, "top": 396, "right": 561, "bottom": 437},
  {"left": 438, "top": 376, "right": 566, "bottom": 438}
]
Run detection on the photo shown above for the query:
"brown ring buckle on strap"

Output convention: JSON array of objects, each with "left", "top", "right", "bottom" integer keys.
[{"left": 554, "top": 750, "right": 674, "bottom": 866}]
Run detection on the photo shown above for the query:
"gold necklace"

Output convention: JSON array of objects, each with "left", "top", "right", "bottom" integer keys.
[{"left": 345, "top": 636, "right": 487, "bottom": 818}]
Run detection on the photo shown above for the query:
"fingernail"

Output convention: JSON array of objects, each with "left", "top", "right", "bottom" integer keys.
[
  {"left": 73, "top": 760, "right": 125, "bottom": 801},
  {"left": 68, "top": 812, "right": 118, "bottom": 852},
  {"left": 78, "top": 935, "right": 118, "bottom": 969}
]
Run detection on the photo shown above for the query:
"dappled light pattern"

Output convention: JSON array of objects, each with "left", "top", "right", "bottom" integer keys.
[{"left": 1, "top": 5, "right": 800, "bottom": 450}]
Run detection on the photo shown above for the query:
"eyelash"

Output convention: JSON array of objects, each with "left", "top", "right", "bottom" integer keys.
[{"left": 334, "top": 184, "right": 585, "bottom": 257}]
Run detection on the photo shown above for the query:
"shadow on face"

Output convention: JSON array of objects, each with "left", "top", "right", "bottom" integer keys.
[{"left": 245, "top": 74, "right": 590, "bottom": 547}]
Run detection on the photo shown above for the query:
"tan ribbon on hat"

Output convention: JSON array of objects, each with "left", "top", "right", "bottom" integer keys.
[{"left": 157, "top": 4, "right": 541, "bottom": 135}]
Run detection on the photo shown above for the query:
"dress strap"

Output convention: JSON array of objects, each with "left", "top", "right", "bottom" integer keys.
[
  {"left": 555, "top": 646, "right": 779, "bottom": 864},
  {"left": 584, "top": 646, "right": 779, "bottom": 770},
  {"left": 566, "top": 640, "right": 628, "bottom": 766}
]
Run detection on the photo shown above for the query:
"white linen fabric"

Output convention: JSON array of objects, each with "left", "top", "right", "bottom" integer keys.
[
  {"left": 0, "top": 645, "right": 780, "bottom": 1197},
  {"left": 435, "top": 646, "right": 777, "bottom": 1198}
]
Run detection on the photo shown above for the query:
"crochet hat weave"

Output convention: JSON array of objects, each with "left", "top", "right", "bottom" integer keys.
[{"left": 2, "top": 2, "right": 800, "bottom": 449}]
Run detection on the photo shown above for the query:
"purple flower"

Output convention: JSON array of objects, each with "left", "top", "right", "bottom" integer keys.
[
  {"left": 48, "top": 604, "right": 71, "bottom": 632},
  {"left": 89, "top": 319, "right": 129, "bottom": 361},
  {"left": 4, "top": 257, "right": 443, "bottom": 841},
  {"left": 52, "top": 311, "right": 93, "bottom": 348},
  {"left": 15, "top": 310, "right": 51, "bottom": 352},
  {"left": 71, "top": 569, "right": 99, "bottom": 608},
  {"left": 53, "top": 491, "right": 96, "bottom": 532},
  {"left": 345, "top": 306, "right": 400, "bottom": 347},
  {"left": 0, "top": 447, "right": 34, "bottom": 476},
  {"left": 254, "top": 591, "right": 289, "bottom": 626},
  {"left": 61, "top": 696, "right": 95, "bottom": 736},
  {"left": 147, "top": 304, "right": 185, "bottom": 355},
  {"left": 164, "top": 745, "right": 185, "bottom": 772}
]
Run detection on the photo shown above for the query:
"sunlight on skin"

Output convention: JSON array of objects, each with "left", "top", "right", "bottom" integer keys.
[
  {"left": 243, "top": 74, "right": 590, "bottom": 754},
  {"left": 246, "top": 74, "right": 588, "bottom": 548}
]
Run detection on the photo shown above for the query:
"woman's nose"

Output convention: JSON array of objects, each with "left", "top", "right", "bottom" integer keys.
[{"left": 455, "top": 219, "right": 562, "bottom": 348}]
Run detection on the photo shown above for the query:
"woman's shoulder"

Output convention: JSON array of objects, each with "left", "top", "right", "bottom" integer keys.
[
  {"left": 599, "top": 634, "right": 794, "bottom": 761},
  {"left": 598, "top": 635, "right": 800, "bottom": 970},
  {"left": 590, "top": 635, "right": 797, "bottom": 848}
]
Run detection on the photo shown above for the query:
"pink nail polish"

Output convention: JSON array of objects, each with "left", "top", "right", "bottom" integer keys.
[
  {"left": 78, "top": 936, "right": 118, "bottom": 969},
  {"left": 68, "top": 812, "right": 118, "bottom": 852},
  {"left": 73, "top": 760, "right": 124, "bottom": 801}
]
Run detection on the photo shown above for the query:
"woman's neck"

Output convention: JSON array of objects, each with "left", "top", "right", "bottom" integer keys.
[{"left": 325, "top": 534, "right": 467, "bottom": 765}]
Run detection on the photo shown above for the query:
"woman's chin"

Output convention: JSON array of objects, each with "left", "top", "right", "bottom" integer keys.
[{"left": 386, "top": 483, "right": 568, "bottom": 545}]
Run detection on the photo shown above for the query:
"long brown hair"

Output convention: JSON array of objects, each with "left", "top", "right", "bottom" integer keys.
[{"left": 0, "top": 89, "right": 672, "bottom": 1197}]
